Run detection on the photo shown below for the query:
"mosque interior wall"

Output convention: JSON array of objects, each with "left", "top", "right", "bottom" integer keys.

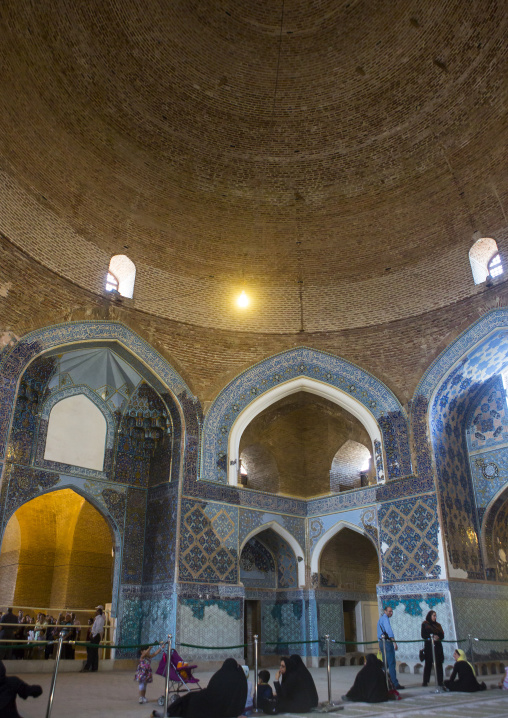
[{"left": 0, "top": 309, "right": 508, "bottom": 667}]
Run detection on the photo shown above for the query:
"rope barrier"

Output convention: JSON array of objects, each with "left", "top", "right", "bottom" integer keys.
[
  {"left": 0, "top": 636, "right": 505, "bottom": 651},
  {"left": 264, "top": 640, "right": 320, "bottom": 645}
]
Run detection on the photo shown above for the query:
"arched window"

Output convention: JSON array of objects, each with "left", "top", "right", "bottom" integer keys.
[
  {"left": 488, "top": 253, "right": 504, "bottom": 280},
  {"left": 105, "top": 271, "right": 119, "bottom": 293},
  {"left": 44, "top": 394, "right": 107, "bottom": 470},
  {"left": 106, "top": 255, "right": 136, "bottom": 298},
  {"left": 469, "top": 237, "right": 500, "bottom": 285}
]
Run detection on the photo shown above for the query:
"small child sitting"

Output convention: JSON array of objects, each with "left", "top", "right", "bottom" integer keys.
[
  {"left": 498, "top": 666, "right": 508, "bottom": 690},
  {"left": 255, "top": 670, "right": 274, "bottom": 711},
  {"left": 134, "top": 644, "right": 162, "bottom": 704}
]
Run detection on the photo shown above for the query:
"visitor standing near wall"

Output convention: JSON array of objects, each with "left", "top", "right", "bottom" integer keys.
[
  {"left": 377, "top": 607, "right": 404, "bottom": 690},
  {"left": 421, "top": 610, "right": 444, "bottom": 687},
  {"left": 81, "top": 606, "right": 105, "bottom": 672},
  {"left": 0, "top": 608, "right": 18, "bottom": 660}
]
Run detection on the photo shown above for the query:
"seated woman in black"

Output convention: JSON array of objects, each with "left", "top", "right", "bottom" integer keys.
[
  {"left": 0, "top": 661, "right": 43, "bottom": 718},
  {"left": 342, "top": 654, "right": 390, "bottom": 703},
  {"left": 274, "top": 656, "right": 313, "bottom": 713},
  {"left": 159, "top": 658, "right": 247, "bottom": 718},
  {"left": 444, "top": 649, "right": 486, "bottom": 692},
  {"left": 290, "top": 655, "right": 319, "bottom": 708}
]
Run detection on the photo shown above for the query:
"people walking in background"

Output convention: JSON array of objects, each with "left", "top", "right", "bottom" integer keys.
[
  {"left": 134, "top": 644, "right": 162, "bottom": 704},
  {"left": 444, "top": 649, "right": 486, "bottom": 692},
  {"left": 81, "top": 606, "right": 105, "bottom": 672},
  {"left": 377, "top": 606, "right": 404, "bottom": 690},
  {"left": 421, "top": 610, "right": 444, "bottom": 687},
  {"left": 0, "top": 608, "right": 18, "bottom": 660}
]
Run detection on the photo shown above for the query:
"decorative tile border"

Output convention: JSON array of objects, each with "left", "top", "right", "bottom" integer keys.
[
  {"left": 0, "top": 320, "right": 200, "bottom": 460},
  {"left": 201, "top": 347, "right": 409, "bottom": 485},
  {"left": 415, "top": 309, "right": 508, "bottom": 401}
]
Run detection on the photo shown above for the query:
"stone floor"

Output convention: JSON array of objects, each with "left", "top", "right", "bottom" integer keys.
[{"left": 12, "top": 665, "right": 508, "bottom": 718}]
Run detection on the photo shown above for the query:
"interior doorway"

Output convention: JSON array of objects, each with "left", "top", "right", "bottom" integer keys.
[
  {"left": 343, "top": 600, "right": 357, "bottom": 652},
  {"left": 244, "top": 600, "right": 261, "bottom": 666}
]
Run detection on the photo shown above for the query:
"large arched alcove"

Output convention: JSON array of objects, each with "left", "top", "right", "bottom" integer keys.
[
  {"left": 315, "top": 525, "right": 380, "bottom": 654},
  {"left": 0, "top": 489, "right": 114, "bottom": 609},
  {"left": 415, "top": 314, "right": 508, "bottom": 580},
  {"left": 201, "top": 348, "right": 410, "bottom": 487},
  {"left": 240, "top": 525, "right": 301, "bottom": 663},
  {"left": 239, "top": 390, "right": 374, "bottom": 497}
]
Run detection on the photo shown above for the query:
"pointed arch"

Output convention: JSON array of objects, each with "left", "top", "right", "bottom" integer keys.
[
  {"left": 0, "top": 486, "right": 122, "bottom": 612},
  {"left": 201, "top": 347, "right": 409, "bottom": 486},
  {"left": 0, "top": 321, "right": 201, "bottom": 478},
  {"left": 228, "top": 377, "right": 381, "bottom": 486},
  {"left": 240, "top": 520, "right": 305, "bottom": 586},
  {"left": 310, "top": 520, "right": 379, "bottom": 576}
]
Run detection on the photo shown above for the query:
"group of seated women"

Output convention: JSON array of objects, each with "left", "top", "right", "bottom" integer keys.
[{"left": 152, "top": 646, "right": 488, "bottom": 717}]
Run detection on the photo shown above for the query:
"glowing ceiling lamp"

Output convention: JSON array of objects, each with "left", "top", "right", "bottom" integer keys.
[{"left": 237, "top": 290, "right": 249, "bottom": 308}]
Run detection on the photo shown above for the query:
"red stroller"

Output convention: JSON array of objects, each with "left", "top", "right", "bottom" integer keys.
[{"left": 156, "top": 648, "right": 201, "bottom": 706}]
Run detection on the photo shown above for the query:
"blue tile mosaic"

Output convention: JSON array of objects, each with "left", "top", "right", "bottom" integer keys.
[{"left": 201, "top": 347, "right": 409, "bottom": 485}]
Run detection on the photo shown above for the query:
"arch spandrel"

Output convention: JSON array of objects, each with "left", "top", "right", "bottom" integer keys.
[
  {"left": 0, "top": 320, "right": 201, "bottom": 462},
  {"left": 201, "top": 347, "right": 410, "bottom": 487},
  {"left": 239, "top": 520, "right": 305, "bottom": 587}
]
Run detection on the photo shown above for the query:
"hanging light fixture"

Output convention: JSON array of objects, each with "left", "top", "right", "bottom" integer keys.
[{"left": 237, "top": 290, "right": 249, "bottom": 308}]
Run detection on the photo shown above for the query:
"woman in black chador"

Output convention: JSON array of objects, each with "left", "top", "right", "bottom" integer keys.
[
  {"left": 290, "top": 654, "right": 319, "bottom": 708},
  {"left": 155, "top": 658, "right": 247, "bottom": 718},
  {"left": 342, "top": 654, "right": 390, "bottom": 703},
  {"left": 273, "top": 656, "right": 315, "bottom": 713},
  {"left": 421, "top": 610, "right": 444, "bottom": 686}
]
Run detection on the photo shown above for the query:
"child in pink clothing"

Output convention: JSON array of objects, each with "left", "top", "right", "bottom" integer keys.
[
  {"left": 134, "top": 644, "right": 162, "bottom": 704},
  {"left": 498, "top": 666, "right": 508, "bottom": 690}
]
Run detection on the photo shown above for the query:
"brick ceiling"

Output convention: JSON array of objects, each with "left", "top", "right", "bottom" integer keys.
[{"left": 1, "top": 1, "right": 507, "bottom": 332}]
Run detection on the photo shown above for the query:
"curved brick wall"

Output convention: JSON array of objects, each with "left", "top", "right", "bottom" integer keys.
[{"left": 0, "top": 2, "right": 507, "bottom": 333}]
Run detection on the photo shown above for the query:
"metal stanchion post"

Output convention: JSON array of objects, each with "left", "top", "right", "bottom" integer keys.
[
  {"left": 468, "top": 633, "right": 475, "bottom": 669},
  {"left": 253, "top": 634, "right": 260, "bottom": 713},
  {"left": 381, "top": 637, "right": 390, "bottom": 691},
  {"left": 430, "top": 637, "right": 442, "bottom": 693},
  {"left": 163, "top": 634, "right": 172, "bottom": 718},
  {"left": 325, "top": 635, "right": 332, "bottom": 705},
  {"left": 45, "top": 634, "right": 63, "bottom": 718}
]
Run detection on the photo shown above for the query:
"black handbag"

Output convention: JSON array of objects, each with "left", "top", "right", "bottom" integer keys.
[{"left": 419, "top": 647, "right": 425, "bottom": 662}]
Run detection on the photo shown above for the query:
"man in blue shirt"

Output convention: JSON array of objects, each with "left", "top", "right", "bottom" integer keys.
[{"left": 377, "top": 606, "right": 404, "bottom": 690}]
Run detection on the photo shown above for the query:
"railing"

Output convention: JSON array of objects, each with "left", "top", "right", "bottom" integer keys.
[{"left": 2, "top": 632, "right": 508, "bottom": 717}]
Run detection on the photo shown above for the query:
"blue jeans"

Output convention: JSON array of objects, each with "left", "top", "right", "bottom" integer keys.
[{"left": 379, "top": 640, "right": 399, "bottom": 688}]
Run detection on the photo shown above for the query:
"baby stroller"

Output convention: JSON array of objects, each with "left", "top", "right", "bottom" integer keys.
[{"left": 156, "top": 648, "right": 201, "bottom": 706}]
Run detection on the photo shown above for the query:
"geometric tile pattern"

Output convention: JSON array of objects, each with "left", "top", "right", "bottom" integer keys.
[
  {"left": 179, "top": 499, "right": 238, "bottom": 583},
  {"left": 466, "top": 377, "right": 508, "bottom": 451},
  {"left": 238, "top": 508, "right": 306, "bottom": 547},
  {"left": 426, "top": 328, "right": 508, "bottom": 578},
  {"left": 379, "top": 494, "right": 441, "bottom": 582},
  {"left": 240, "top": 536, "right": 276, "bottom": 588},
  {"left": 201, "top": 347, "right": 409, "bottom": 484}
]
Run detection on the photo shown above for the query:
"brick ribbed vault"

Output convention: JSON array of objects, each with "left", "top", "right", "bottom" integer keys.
[{"left": 0, "top": 1, "right": 507, "bottom": 333}]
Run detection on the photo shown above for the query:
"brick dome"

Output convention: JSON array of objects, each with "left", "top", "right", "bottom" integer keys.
[{"left": 1, "top": 1, "right": 507, "bottom": 332}]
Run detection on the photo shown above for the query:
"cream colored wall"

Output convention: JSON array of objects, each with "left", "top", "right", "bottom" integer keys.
[{"left": 44, "top": 394, "right": 107, "bottom": 471}]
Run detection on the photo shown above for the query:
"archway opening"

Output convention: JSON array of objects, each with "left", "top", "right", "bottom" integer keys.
[
  {"left": 239, "top": 391, "right": 374, "bottom": 498},
  {"left": 0, "top": 489, "right": 114, "bottom": 610},
  {"left": 240, "top": 527, "right": 300, "bottom": 664},
  {"left": 318, "top": 528, "right": 379, "bottom": 654}
]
